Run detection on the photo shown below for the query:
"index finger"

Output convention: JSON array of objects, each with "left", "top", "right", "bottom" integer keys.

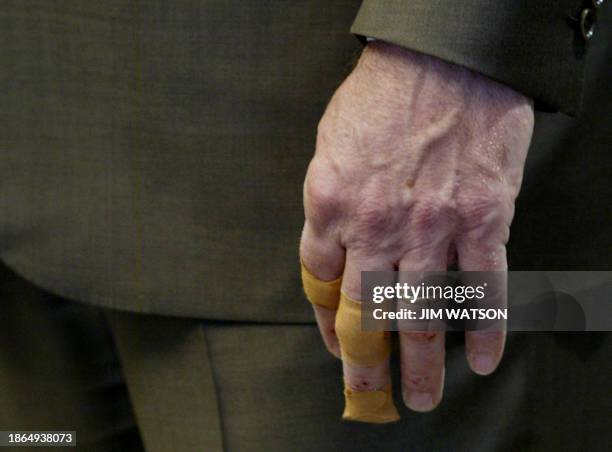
[{"left": 300, "top": 221, "right": 345, "bottom": 358}]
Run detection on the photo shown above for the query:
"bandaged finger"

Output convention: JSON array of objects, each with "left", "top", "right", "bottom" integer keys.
[
  {"left": 301, "top": 261, "right": 342, "bottom": 310},
  {"left": 335, "top": 293, "right": 400, "bottom": 423}
]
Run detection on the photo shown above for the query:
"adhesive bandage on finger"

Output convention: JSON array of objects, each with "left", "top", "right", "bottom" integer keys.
[
  {"left": 301, "top": 264, "right": 399, "bottom": 423},
  {"left": 301, "top": 261, "right": 342, "bottom": 310},
  {"left": 343, "top": 383, "right": 398, "bottom": 424},
  {"left": 335, "top": 293, "right": 391, "bottom": 366},
  {"left": 335, "top": 293, "right": 400, "bottom": 423}
]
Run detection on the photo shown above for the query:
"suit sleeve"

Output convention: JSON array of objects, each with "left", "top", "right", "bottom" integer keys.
[{"left": 351, "top": 0, "right": 597, "bottom": 116}]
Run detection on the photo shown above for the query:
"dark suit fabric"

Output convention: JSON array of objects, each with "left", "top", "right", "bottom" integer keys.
[
  {"left": 0, "top": 2, "right": 610, "bottom": 451},
  {"left": 1, "top": 0, "right": 362, "bottom": 322},
  {"left": 1, "top": 1, "right": 608, "bottom": 322},
  {"left": 1, "top": 263, "right": 610, "bottom": 452}
]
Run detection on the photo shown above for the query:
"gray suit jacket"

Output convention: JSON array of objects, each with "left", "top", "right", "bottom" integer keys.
[{"left": 0, "top": 1, "right": 609, "bottom": 321}]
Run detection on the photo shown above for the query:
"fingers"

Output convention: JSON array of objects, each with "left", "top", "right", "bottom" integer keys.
[
  {"left": 464, "top": 329, "right": 506, "bottom": 376},
  {"left": 457, "top": 238, "right": 507, "bottom": 376},
  {"left": 300, "top": 222, "right": 345, "bottom": 357},
  {"left": 340, "top": 250, "right": 393, "bottom": 300},
  {"left": 335, "top": 252, "right": 399, "bottom": 423},
  {"left": 336, "top": 293, "right": 398, "bottom": 423},
  {"left": 313, "top": 305, "right": 340, "bottom": 358},
  {"left": 301, "top": 233, "right": 396, "bottom": 422},
  {"left": 399, "top": 331, "right": 445, "bottom": 412},
  {"left": 398, "top": 245, "right": 448, "bottom": 412}
]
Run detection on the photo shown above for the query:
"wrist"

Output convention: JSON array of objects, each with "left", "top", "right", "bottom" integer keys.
[
  {"left": 356, "top": 41, "right": 424, "bottom": 81},
  {"left": 355, "top": 41, "right": 533, "bottom": 116}
]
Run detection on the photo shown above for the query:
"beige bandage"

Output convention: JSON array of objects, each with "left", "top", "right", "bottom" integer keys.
[
  {"left": 301, "top": 262, "right": 342, "bottom": 310},
  {"left": 335, "top": 293, "right": 391, "bottom": 366},
  {"left": 343, "top": 383, "right": 399, "bottom": 424},
  {"left": 301, "top": 264, "right": 399, "bottom": 423},
  {"left": 336, "top": 293, "right": 399, "bottom": 423}
]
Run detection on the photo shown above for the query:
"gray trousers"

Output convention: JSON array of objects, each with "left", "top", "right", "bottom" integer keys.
[{"left": 1, "top": 262, "right": 610, "bottom": 452}]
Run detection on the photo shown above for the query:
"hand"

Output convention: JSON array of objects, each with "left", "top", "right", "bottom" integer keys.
[{"left": 300, "top": 42, "right": 534, "bottom": 416}]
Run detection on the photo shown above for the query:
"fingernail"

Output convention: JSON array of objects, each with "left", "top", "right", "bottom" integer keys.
[
  {"left": 471, "top": 353, "right": 495, "bottom": 375},
  {"left": 405, "top": 391, "right": 434, "bottom": 412}
]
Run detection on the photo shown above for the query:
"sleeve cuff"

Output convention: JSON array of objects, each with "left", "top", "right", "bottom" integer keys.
[{"left": 351, "top": 0, "right": 590, "bottom": 116}]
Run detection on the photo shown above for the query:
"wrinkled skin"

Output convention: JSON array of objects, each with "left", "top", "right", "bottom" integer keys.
[{"left": 300, "top": 42, "right": 534, "bottom": 412}]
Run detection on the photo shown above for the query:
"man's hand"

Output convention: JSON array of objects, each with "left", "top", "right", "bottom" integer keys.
[{"left": 300, "top": 42, "right": 534, "bottom": 415}]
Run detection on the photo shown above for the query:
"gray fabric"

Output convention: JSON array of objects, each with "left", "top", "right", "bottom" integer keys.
[
  {"left": 106, "top": 310, "right": 224, "bottom": 452},
  {"left": 1, "top": 252, "right": 610, "bottom": 451},
  {"left": 0, "top": 1, "right": 610, "bottom": 324},
  {"left": 0, "top": 3, "right": 609, "bottom": 451},
  {"left": 0, "top": 263, "right": 143, "bottom": 452},
  {"left": 109, "top": 310, "right": 612, "bottom": 452},
  {"left": 0, "top": 0, "right": 362, "bottom": 322}
]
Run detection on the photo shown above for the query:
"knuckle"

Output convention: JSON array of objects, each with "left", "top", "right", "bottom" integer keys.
[
  {"left": 355, "top": 198, "right": 392, "bottom": 231},
  {"left": 304, "top": 163, "right": 343, "bottom": 225},
  {"left": 411, "top": 195, "right": 453, "bottom": 231},
  {"left": 399, "top": 330, "right": 439, "bottom": 345},
  {"left": 457, "top": 187, "right": 509, "bottom": 229},
  {"left": 350, "top": 192, "right": 400, "bottom": 244}
]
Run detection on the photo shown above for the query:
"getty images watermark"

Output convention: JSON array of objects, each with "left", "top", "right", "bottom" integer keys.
[{"left": 360, "top": 271, "right": 612, "bottom": 332}]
